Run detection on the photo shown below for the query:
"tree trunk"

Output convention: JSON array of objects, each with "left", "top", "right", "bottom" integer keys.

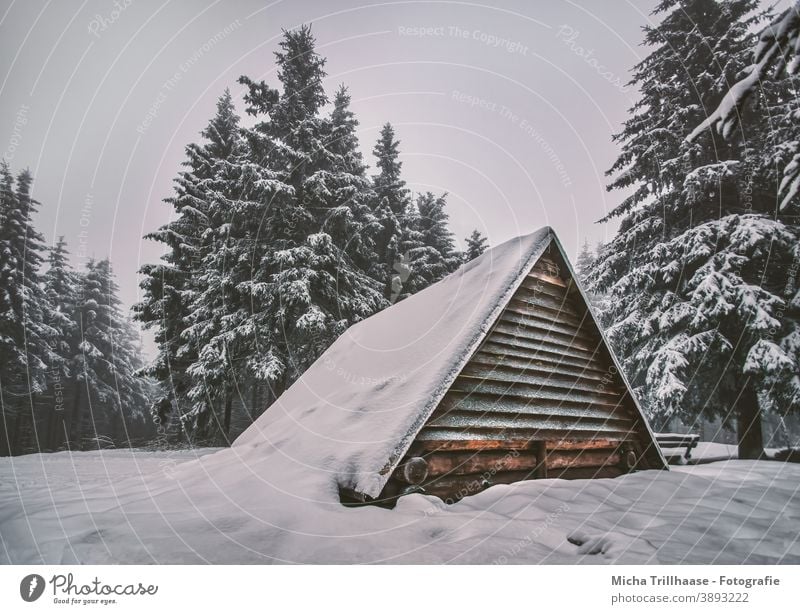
[
  {"left": 50, "top": 410, "right": 67, "bottom": 451},
  {"left": 69, "top": 384, "right": 82, "bottom": 448},
  {"left": 736, "top": 380, "right": 764, "bottom": 460},
  {"left": 45, "top": 409, "right": 56, "bottom": 452},
  {"left": 195, "top": 407, "right": 209, "bottom": 443},
  {"left": 10, "top": 408, "right": 22, "bottom": 456},
  {"left": 0, "top": 405, "right": 10, "bottom": 457},
  {"left": 250, "top": 381, "right": 258, "bottom": 422},
  {"left": 21, "top": 393, "right": 36, "bottom": 453},
  {"left": 223, "top": 389, "right": 233, "bottom": 443}
]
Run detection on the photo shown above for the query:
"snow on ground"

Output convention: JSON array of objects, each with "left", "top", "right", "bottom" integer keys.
[{"left": 1, "top": 447, "right": 798, "bottom": 564}]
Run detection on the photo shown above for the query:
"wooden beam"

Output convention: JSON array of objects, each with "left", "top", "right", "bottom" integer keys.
[
  {"left": 545, "top": 438, "right": 622, "bottom": 451},
  {"left": 423, "top": 451, "right": 539, "bottom": 477},
  {"left": 528, "top": 270, "right": 567, "bottom": 288},
  {"left": 409, "top": 439, "right": 538, "bottom": 454},
  {"left": 545, "top": 450, "right": 621, "bottom": 470}
]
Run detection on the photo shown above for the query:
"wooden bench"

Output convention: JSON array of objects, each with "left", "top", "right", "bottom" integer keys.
[{"left": 655, "top": 432, "right": 700, "bottom": 462}]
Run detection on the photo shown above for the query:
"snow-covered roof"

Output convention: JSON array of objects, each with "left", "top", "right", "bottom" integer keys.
[{"left": 234, "top": 227, "right": 555, "bottom": 498}]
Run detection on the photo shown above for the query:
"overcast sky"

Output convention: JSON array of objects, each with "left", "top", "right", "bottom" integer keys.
[{"left": 0, "top": 0, "right": 699, "bottom": 352}]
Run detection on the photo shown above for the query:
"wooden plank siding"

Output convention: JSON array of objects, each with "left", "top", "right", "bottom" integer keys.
[{"left": 376, "top": 246, "right": 651, "bottom": 504}]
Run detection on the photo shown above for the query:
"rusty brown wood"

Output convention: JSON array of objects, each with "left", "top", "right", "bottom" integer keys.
[
  {"left": 421, "top": 451, "right": 539, "bottom": 477},
  {"left": 415, "top": 426, "right": 639, "bottom": 442},
  {"left": 409, "top": 439, "right": 538, "bottom": 453},
  {"left": 545, "top": 438, "right": 622, "bottom": 451},
  {"left": 545, "top": 449, "right": 621, "bottom": 470}
]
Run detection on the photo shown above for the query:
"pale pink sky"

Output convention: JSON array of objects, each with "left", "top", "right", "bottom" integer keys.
[{"left": 4, "top": 0, "right": 772, "bottom": 355}]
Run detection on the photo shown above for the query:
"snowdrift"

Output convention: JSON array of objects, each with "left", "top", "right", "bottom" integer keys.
[{"left": 1, "top": 449, "right": 798, "bottom": 564}]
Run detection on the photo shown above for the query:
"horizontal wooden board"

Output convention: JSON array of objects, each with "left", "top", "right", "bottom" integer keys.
[
  {"left": 470, "top": 350, "right": 615, "bottom": 383},
  {"left": 487, "top": 330, "right": 603, "bottom": 363},
  {"left": 509, "top": 288, "right": 582, "bottom": 318},
  {"left": 425, "top": 410, "right": 633, "bottom": 432},
  {"left": 458, "top": 363, "right": 625, "bottom": 397},
  {"left": 449, "top": 376, "right": 626, "bottom": 407},
  {"left": 487, "top": 330, "right": 603, "bottom": 370},
  {"left": 504, "top": 298, "right": 592, "bottom": 331},
  {"left": 544, "top": 449, "right": 621, "bottom": 470},
  {"left": 420, "top": 451, "right": 540, "bottom": 476},
  {"left": 407, "top": 437, "right": 624, "bottom": 454},
  {"left": 435, "top": 392, "right": 633, "bottom": 421},
  {"left": 518, "top": 271, "right": 568, "bottom": 292},
  {"left": 491, "top": 321, "right": 601, "bottom": 354},
  {"left": 499, "top": 309, "right": 598, "bottom": 344},
  {"left": 476, "top": 341, "right": 610, "bottom": 375},
  {"left": 409, "top": 439, "right": 539, "bottom": 453},
  {"left": 416, "top": 426, "right": 638, "bottom": 442},
  {"left": 546, "top": 438, "right": 623, "bottom": 451},
  {"left": 527, "top": 270, "right": 568, "bottom": 289}
]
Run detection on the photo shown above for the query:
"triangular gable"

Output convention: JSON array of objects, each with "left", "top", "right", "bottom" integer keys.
[{"left": 376, "top": 234, "right": 666, "bottom": 502}]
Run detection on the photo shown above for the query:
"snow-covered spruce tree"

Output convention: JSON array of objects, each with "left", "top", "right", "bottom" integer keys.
[
  {"left": 591, "top": 0, "right": 800, "bottom": 458},
  {"left": 370, "top": 122, "right": 409, "bottom": 299},
  {"left": 463, "top": 229, "right": 488, "bottom": 263},
  {"left": 178, "top": 93, "right": 276, "bottom": 442},
  {"left": 116, "top": 315, "right": 156, "bottom": 446},
  {"left": 71, "top": 259, "right": 150, "bottom": 448},
  {"left": 237, "top": 26, "right": 385, "bottom": 400},
  {"left": 321, "top": 85, "right": 379, "bottom": 269},
  {"left": 0, "top": 164, "right": 55, "bottom": 455},
  {"left": 41, "top": 236, "right": 80, "bottom": 449},
  {"left": 689, "top": 1, "right": 800, "bottom": 210},
  {"left": 398, "top": 191, "right": 460, "bottom": 297},
  {"left": 136, "top": 89, "right": 248, "bottom": 441},
  {"left": 574, "top": 238, "right": 595, "bottom": 286}
]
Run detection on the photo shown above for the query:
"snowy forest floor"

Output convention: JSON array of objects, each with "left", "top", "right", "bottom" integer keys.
[{"left": 1, "top": 447, "right": 798, "bottom": 564}]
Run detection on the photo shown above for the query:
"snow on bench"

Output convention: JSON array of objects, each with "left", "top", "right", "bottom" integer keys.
[{"left": 655, "top": 432, "right": 700, "bottom": 461}]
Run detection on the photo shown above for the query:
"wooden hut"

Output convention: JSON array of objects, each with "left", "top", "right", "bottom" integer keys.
[{"left": 234, "top": 227, "right": 667, "bottom": 506}]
